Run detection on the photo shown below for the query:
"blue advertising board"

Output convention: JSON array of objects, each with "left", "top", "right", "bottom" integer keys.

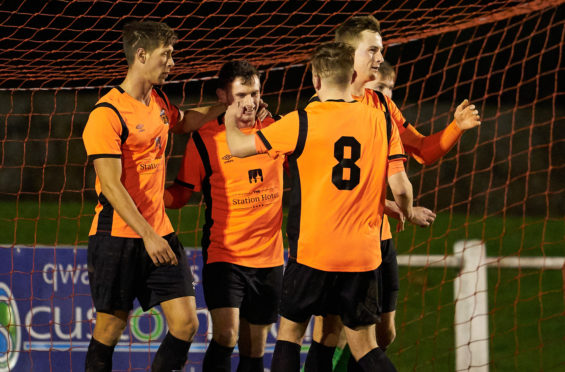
[{"left": 0, "top": 246, "right": 312, "bottom": 371}]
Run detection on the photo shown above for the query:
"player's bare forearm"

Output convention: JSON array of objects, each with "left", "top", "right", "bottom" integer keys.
[
  {"left": 171, "top": 104, "right": 227, "bottom": 134},
  {"left": 384, "top": 199, "right": 404, "bottom": 220},
  {"left": 224, "top": 102, "right": 259, "bottom": 158},
  {"left": 93, "top": 158, "right": 178, "bottom": 265},
  {"left": 388, "top": 171, "right": 414, "bottom": 223}
]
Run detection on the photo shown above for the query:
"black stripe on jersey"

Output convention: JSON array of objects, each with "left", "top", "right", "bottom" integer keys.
[
  {"left": 256, "top": 131, "right": 272, "bottom": 150},
  {"left": 93, "top": 102, "right": 129, "bottom": 145},
  {"left": 192, "top": 131, "right": 214, "bottom": 263},
  {"left": 272, "top": 114, "right": 283, "bottom": 121},
  {"left": 89, "top": 154, "right": 122, "bottom": 161},
  {"left": 96, "top": 193, "right": 114, "bottom": 235},
  {"left": 286, "top": 109, "right": 308, "bottom": 260},
  {"left": 153, "top": 87, "right": 170, "bottom": 110},
  {"left": 388, "top": 154, "right": 408, "bottom": 161},
  {"left": 154, "top": 87, "right": 181, "bottom": 120},
  {"left": 116, "top": 86, "right": 125, "bottom": 93},
  {"left": 174, "top": 178, "right": 196, "bottom": 190},
  {"left": 374, "top": 90, "right": 392, "bottom": 144},
  {"left": 308, "top": 95, "right": 320, "bottom": 104}
]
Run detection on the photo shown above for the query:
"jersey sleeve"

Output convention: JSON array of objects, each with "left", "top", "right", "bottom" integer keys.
[
  {"left": 385, "top": 96, "right": 409, "bottom": 131},
  {"left": 400, "top": 120, "right": 463, "bottom": 165},
  {"left": 255, "top": 111, "right": 300, "bottom": 158},
  {"left": 82, "top": 106, "right": 123, "bottom": 158},
  {"left": 175, "top": 136, "right": 205, "bottom": 192},
  {"left": 387, "top": 116, "right": 407, "bottom": 163}
]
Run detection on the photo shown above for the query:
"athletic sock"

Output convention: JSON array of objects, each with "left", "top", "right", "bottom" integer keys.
[
  {"left": 347, "top": 354, "right": 363, "bottom": 372},
  {"left": 237, "top": 355, "right": 264, "bottom": 372},
  {"left": 85, "top": 337, "right": 115, "bottom": 372},
  {"left": 271, "top": 340, "right": 301, "bottom": 372},
  {"left": 334, "top": 344, "right": 352, "bottom": 370},
  {"left": 151, "top": 331, "right": 191, "bottom": 372},
  {"left": 202, "top": 339, "right": 235, "bottom": 372},
  {"left": 304, "top": 340, "right": 335, "bottom": 372},
  {"left": 358, "top": 347, "right": 396, "bottom": 372}
]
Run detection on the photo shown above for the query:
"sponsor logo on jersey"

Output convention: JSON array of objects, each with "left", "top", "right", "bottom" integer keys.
[
  {"left": 248, "top": 168, "right": 264, "bottom": 183},
  {"left": 222, "top": 154, "right": 234, "bottom": 163}
]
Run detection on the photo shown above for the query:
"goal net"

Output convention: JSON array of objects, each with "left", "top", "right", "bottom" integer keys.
[{"left": 0, "top": 1, "right": 563, "bottom": 371}]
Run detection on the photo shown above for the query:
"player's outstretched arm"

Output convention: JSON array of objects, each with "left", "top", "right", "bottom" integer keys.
[
  {"left": 164, "top": 183, "right": 193, "bottom": 209},
  {"left": 93, "top": 157, "right": 178, "bottom": 266},
  {"left": 171, "top": 104, "right": 227, "bottom": 134},
  {"left": 224, "top": 102, "right": 258, "bottom": 158}
]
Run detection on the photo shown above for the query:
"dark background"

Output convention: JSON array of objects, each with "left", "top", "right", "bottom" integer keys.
[{"left": 0, "top": 0, "right": 563, "bottom": 217}]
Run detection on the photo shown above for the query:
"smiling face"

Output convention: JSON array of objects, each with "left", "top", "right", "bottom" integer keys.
[
  {"left": 143, "top": 43, "right": 175, "bottom": 85},
  {"left": 353, "top": 30, "right": 384, "bottom": 85},
  {"left": 218, "top": 75, "right": 261, "bottom": 127}
]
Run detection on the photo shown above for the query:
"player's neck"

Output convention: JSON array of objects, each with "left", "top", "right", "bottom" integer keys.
[
  {"left": 351, "top": 78, "right": 368, "bottom": 97},
  {"left": 120, "top": 74, "right": 153, "bottom": 106},
  {"left": 317, "top": 85, "right": 354, "bottom": 102}
]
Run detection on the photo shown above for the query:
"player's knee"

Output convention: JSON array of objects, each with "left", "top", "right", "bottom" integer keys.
[
  {"left": 213, "top": 327, "right": 238, "bottom": 347},
  {"left": 376, "top": 324, "right": 396, "bottom": 349},
  {"left": 168, "top": 312, "right": 199, "bottom": 342},
  {"left": 93, "top": 317, "right": 127, "bottom": 345}
]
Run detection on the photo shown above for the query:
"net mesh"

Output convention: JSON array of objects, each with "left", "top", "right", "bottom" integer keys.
[{"left": 0, "top": 0, "right": 564, "bottom": 371}]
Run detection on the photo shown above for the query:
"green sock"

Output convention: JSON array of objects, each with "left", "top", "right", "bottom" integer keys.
[{"left": 333, "top": 344, "right": 351, "bottom": 372}]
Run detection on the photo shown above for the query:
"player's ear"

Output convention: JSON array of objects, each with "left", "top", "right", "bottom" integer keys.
[
  {"left": 216, "top": 88, "right": 227, "bottom": 104},
  {"left": 135, "top": 48, "right": 146, "bottom": 64},
  {"left": 312, "top": 74, "right": 322, "bottom": 91},
  {"left": 351, "top": 70, "right": 357, "bottom": 85}
]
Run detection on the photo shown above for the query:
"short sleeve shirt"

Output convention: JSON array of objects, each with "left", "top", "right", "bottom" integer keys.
[
  {"left": 83, "top": 87, "right": 180, "bottom": 238},
  {"left": 256, "top": 100, "right": 405, "bottom": 272},
  {"left": 175, "top": 115, "right": 285, "bottom": 268}
]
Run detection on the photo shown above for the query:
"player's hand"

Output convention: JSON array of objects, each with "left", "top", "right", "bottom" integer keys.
[
  {"left": 454, "top": 99, "right": 481, "bottom": 130},
  {"left": 257, "top": 100, "right": 272, "bottom": 121},
  {"left": 143, "top": 233, "right": 178, "bottom": 266},
  {"left": 384, "top": 199, "right": 406, "bottom": 232},
  {"left": 406, "top": 207, "right": 436, "bottom": 228}
]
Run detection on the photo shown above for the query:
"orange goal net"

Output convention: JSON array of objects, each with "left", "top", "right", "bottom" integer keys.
[{"left": 0, "top": 1, "right": 563, "bottom": 371}]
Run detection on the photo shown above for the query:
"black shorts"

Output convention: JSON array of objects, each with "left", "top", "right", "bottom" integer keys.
[
  {"left": 88, "top": 233, "right": 195, "bottom": 313},
  {"left": 202, "top": 262, "right": 283, "bottom": 325},
  {"left": 378, "top": 239, "right": 400, "bottom": 313},
  {"left": 279, "top": 259, "right": 381, "bottom": 329}
]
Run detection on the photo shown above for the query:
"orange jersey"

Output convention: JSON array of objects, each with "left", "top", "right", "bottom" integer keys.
[
  {"left": 83, "top": 87, "right": 180, "bottom": 238},
  {"left": 356, "top": 89, "right": 463, "bottom": 239},
  {"left": 256, "top": 100, "right": 406, "bottom": 272},
  {"left": 175, "top": 115, "right": 284, "bottom": 268}
]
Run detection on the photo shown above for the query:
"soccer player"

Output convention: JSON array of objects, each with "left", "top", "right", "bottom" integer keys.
[
  {"left": 307, "top": 15, "right": 481, "bottom": 371},
  {"left": 82, "top": 21, "right": 202, "bottom": 372},
  {"left": 224, "top": 41, "right": 428, "bottom": 372},
  {"left": 164, "top": 60, "right": 285, "bottom": 372},
  {"left": 364, "top": 60, "right": 395, "bottom": 98}
]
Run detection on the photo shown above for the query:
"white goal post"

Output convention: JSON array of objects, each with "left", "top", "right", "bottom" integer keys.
[{"left": 397, "top": 240, "right": 565, "bottom": 372}]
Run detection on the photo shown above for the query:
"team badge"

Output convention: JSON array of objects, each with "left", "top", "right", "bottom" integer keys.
[{"left": 160, "top": 109, "right": 169, "bottom": 125}]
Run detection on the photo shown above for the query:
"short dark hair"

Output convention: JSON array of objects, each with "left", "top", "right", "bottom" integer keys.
[
  {"left": 378, "top": 60, "right": 396, "bottom": 82},
  {"left": 217, "top": 60, "right": 259, "bottom": 90},
  {"left": 335, "top": 15, "right": 381, "bottom": 48},
  {"left": 310, "top": 42, "right": 355, "bottom": 87},
  {"left": 122, "top": 21, "right": 177, "bottom": 65}
]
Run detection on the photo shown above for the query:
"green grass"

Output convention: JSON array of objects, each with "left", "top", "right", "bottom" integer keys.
[{"left": 1, "top": 200, "right": 564, "bottom": 370}]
